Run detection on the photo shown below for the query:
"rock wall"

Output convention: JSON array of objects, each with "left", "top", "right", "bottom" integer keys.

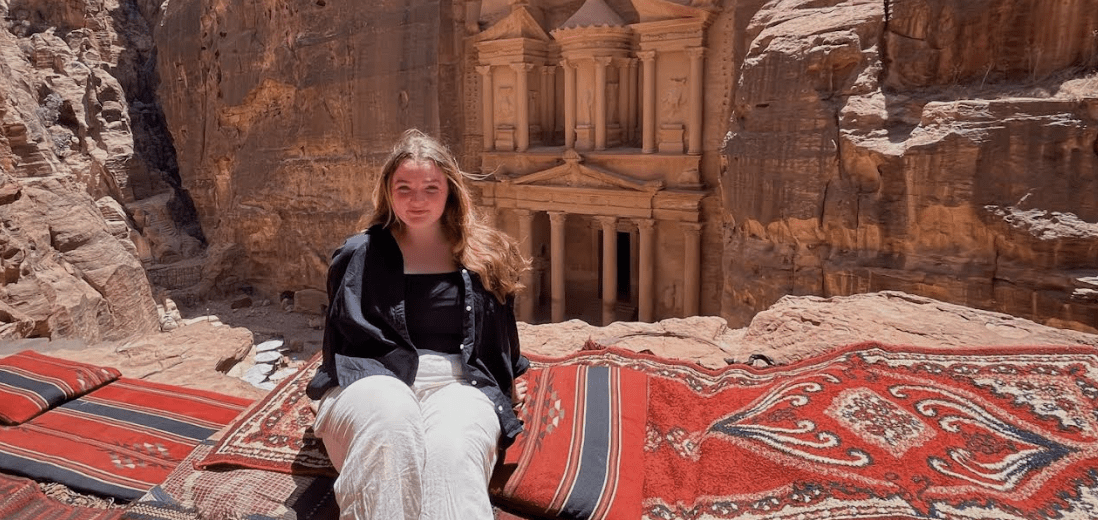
[
  {"left": 0, "top": 0, "right": 195, "bottom": 340},
  {"left": 5, "top": 0, "right": 1082, "bottom": 336},
  {"left": 722, "top": 0, "right": 1098, "bottom": 332},
  {"left": 153, "top": 0, "right": 462, "bottom": 298}
]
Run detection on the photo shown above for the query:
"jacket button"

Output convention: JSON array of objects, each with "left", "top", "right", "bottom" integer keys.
[
  {"left": 466, "top": 305, "right": 472, "bottom": 311},
  {"left": 471, "top": 380, "right": 478, "bottom": 386},
  {"left": 497, "top": 405, "right": 504, "bottom": 412}
]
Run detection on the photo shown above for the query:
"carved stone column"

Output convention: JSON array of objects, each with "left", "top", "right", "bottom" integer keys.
[
  {"left": 511, "top": 63, "right": 533, "bottom": 151},
  {"left": 594, "top": 57, "right": 610, "bottom": 151},
  {"left": 687, "top": 47, "right": 705, "bottom": 155},
  {"left": 549, "top": 211, "right": 567, "bottom": 322},
  {"left": 542, "top": 65, "right": 556, "bottom": 144},
  {"left": 515, "top": 209, "right": 535, "bottom": 323},
  {"left": 597, "top": 216, "right": 618, "bottom": 325},
  {"left": 563, "top": 60, "right": 576, "bottom": 149},
  {"left": 637, "top": 219, "right": 655, "bottom": 322},
  {"left": 476, "top": 65, "right": 494, "bottom": 151},
  {"left": 626, "top": 59, "right": 637, "bottom": 143},
  {"left": 639, "top": 50, "right": 656, "bottom": 154},
  {"left": 681, "top": 222, "right": 702, "bottom": 316}
]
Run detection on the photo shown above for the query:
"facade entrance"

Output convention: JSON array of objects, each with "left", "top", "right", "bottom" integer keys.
[{"left": 470, "top": 0, "right": 715, "bottom": 325}]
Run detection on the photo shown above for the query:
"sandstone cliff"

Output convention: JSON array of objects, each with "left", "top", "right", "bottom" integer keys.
[
  {"left": 0, "top": 0, "right": 199, "bottom": 340},
  {"left": 722, "top": 0, "right": 1098, "bottom": 332},
  {"left": 153, "top": 0, "right": 462, "bottom": 297},
  {"left": 1, "top": 0, "right": 1095, "bottom": 343},
  {"left": 149, "top": 0, "right": 1096, "bottom": 333}
]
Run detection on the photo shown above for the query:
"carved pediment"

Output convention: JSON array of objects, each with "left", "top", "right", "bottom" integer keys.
[
  {"left": 558, "top": 0, "right": 626, "bottom": 30},
  {"left": 504, "top": 150, "right": 663, "bottom": 192},
  {"left": 476, "top": 6, "right": 551, "bottom": 42}
]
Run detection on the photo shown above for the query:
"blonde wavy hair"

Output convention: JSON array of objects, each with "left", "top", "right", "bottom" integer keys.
[{"left": 369, "top": 129, "right": 527, "bottom": 302}]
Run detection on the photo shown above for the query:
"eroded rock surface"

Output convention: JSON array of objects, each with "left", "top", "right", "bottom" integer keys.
[
  {"left": 723, "top": 0, "right": 1098, "bottom": 332},
  {"left": 0, "top": 0, "right": 202, "bottom": 341},
  {"left": 45, "top": 319, "right": 269, "bottom": 400},
  {"left": 520, "top": 291, "right": 1098, "bottom": 369}
]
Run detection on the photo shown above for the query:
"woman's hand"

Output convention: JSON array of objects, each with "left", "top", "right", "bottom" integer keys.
[{"left": 512, "top": 378, "right": 528, "bottom": 411}]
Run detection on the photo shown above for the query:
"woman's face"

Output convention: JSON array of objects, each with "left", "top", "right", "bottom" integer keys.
[{"left": 389, "top": 159, "right": 450, "bottom": 232}]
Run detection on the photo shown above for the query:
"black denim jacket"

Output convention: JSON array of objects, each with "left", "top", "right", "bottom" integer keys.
[{"left": 306, "top": 225, "right": 530, "bottom": 448}]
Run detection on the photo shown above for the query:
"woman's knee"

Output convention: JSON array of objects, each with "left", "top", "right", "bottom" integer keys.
[
  {"left": 422, "top": 385, "right": 500, "bottom": 458},
  {"left": 318, "top": 376, "right": 422, "bottom": 439}
]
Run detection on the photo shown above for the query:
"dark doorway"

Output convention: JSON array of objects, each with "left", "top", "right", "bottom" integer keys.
[{"left": 616, "top": 231, "right": 630, "bottom": 300}]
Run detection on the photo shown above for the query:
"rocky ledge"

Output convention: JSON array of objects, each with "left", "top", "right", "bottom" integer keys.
[{"left": 6, "top": 291, "right": 1095, "bottom": 399}]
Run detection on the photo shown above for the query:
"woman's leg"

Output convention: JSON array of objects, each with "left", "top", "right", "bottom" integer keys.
[
  {"left": 415, "top": 354, "right": 501, "bottom": 520},
  {"left": 313, "top": 376, "right": 426, "bottom": 520}
]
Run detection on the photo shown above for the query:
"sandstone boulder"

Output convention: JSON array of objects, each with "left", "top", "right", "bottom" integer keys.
[
  {"left": 46, "top": 320, "right": 268, "bottom": 400},
  {"left": 519, "top": 291, "right": 1098, "bottom": 368}
]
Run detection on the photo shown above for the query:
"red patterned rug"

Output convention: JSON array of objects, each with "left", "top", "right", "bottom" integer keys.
[
  {"left": 195, "top": 342, "right": 1098, "bottom": 520},
  {"left": 0, "top": 378, "right": 252, "bottom": 501},
  {"left": 196, "top": 353, "right": 334, "bottom": 476},
  {"left": 526, "top": 342, "right": 1098, "bottom": 520},
  {"left": 0, "top": 472, "right": 122, "bottom": 519}
]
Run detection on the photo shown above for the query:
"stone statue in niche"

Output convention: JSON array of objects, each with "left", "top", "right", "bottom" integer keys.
[
  {"left": 499, "top": 86, "right": 514, "bottom": 121},
  {"left": 583, "top": 88, "right": 594, "bottom": 123},
  {"left": 607, "top": 81, "right": 619, "bottom": 121},
  {"left": 661, "top": 77, "right": 686, "bottom": 119},
  {"left": 661, "top": 282, "right": 681, "bottom": 314}
]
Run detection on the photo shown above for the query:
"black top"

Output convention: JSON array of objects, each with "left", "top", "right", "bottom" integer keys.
[
  {"left": 305, "top": 225, "right": 529, "bottom": 448},
  {"left": 405, "top": 271, "right": 463, "bottom": 354}
]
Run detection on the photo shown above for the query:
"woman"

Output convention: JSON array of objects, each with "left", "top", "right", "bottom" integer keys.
[{"left": 306, "top": 129, "right": 529, "bottom": 519}]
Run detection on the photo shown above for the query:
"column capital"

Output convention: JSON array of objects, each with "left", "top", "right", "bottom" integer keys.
[
  {"left": 548, "top": 211, "right": 568, "bottom": 225},
  {"left": 681, "top": 221, "right": 703, "bottom": 235},
  {"left": 593, "top": 56, "right": 613, "bottom": 67},
  {"left": 637, "top": 50, "right": 656, "bottom": 62},
  {"left": 513, "top": 208, "right": 534, "bottom": 219},
  {"left": 613, "top": 57, "right": 634, "bottom": 69},
  {"left": 686, "top": 47, "right": 706, "bottom": 60},
  {"left": 541, "top": 64, "right": 557, "bottom": 76},
  {"left": 510, "top": 62, "right": 536, "bottom": 72},
  {"left": 635, "top": 218, "right": 656, "bottom": 231},
  {"left": 594, "top": 215, "right": 618, "bottom": 229},
  {"left": 475, "top": 65, "right": 492, "bottom": 76}
]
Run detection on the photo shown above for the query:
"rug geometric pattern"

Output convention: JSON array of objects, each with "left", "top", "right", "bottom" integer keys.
[
  {"left": 194, "top": 342, "right": 1098, "bottom": 520},
  {"left": 565, "top": 342, "right": 1098, "bottom": 520}
]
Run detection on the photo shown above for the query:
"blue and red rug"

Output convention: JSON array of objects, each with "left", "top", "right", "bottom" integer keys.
[{"left": 0, "top": 377, "right": 251, "bottom": 501}]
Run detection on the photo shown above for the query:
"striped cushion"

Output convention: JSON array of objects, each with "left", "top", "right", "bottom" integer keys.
[
  {"left": 0, "top": 350, "right": 121, "bottom": 424},
  {"left": 490, "top": 357, "right": 647, "bottom": 520},
  {"left": 0, "top": 377, "right": 252, "bottom": 500}
]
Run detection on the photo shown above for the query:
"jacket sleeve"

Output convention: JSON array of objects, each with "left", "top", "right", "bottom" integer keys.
[
  {"left": 306, "top": 233, "right": 368, "bottom": 399},
  {"left": 505, "top": 295, "right": 530, "bottom": 378}
]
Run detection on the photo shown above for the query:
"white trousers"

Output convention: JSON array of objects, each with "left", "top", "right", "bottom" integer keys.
[{"left": 313, "top": 353, "right": 501, "bottom": 520}]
